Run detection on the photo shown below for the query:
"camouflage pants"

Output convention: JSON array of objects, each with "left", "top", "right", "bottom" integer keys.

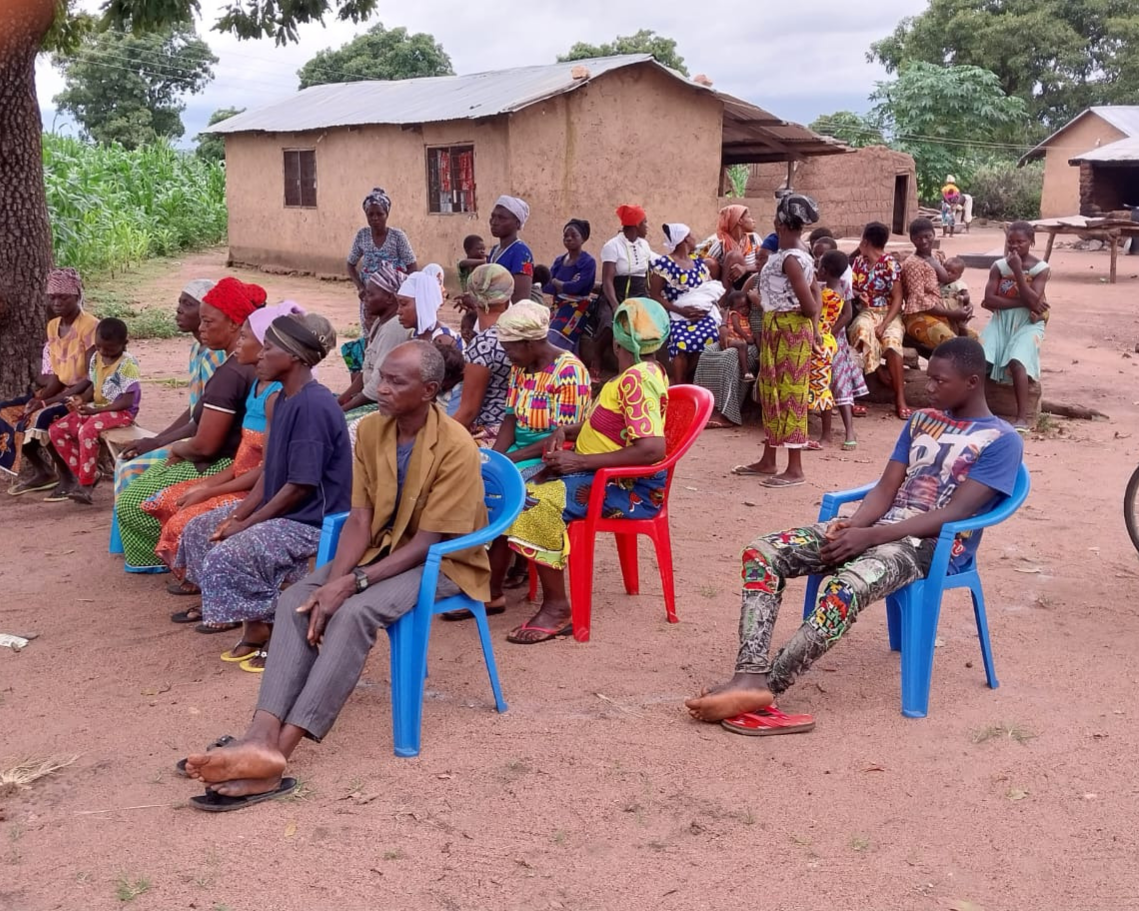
[{"left": 736, "top": 524, "right": 934, "bottom": 694}]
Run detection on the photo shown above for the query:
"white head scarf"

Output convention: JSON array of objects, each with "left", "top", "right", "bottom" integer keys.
[
  {"left": 423, "top": 263, "right": 446, "bottom": 295},
  {"left": 398, "top": 272, "right": 443, "bottom": 336},
  {"left": 662, "top": 223, "right": 691, "bottom": 254},
  {"left": 182, "top": 279, "right": 215, "bottom": 305},
  {"left": 495, "top": 195, "right": 530, "bottom": 228}
]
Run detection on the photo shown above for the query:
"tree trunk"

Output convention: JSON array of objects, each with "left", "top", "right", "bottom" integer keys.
[
  {"left": 863, "top": 369, "right": 1042, "bottom": 423},
  {"left": 0, "top": 0, "right": 56, "bottom": 398}
]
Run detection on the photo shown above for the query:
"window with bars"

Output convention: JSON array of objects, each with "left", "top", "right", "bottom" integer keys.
[
  {"left": 426, "top": 145, "right": 476, "bottom": 214},
  {"left": 283, "top": 149, "right": 317, "bottom": 208}
]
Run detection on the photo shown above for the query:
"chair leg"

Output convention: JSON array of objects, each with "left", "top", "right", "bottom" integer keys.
[
  {"left": 109, "top": 505, "right": 124, "bottom": 556},
  {"left": 802, "top": 575, "right": 822, "bottom": 621},
  {"left": 471, "top": 603, "right": 508, "bottom": 713},
  {"left": 387, "top": 611, "right": 430, "bottom": 757},
  {"left": 615, "top": 533, "right": 640, "bottom": 595},
  {"left": 898, "top": 583, "right": 940, "bottom": 718},
  {"left": 647, "top": 525, "right": 678, "bottom": 624},
  {"left": 968, "top": 579, "right": 999, "bottom": 690},
  {"left": 886, "top": 598, "right": 901, "bottom": 652},
  {"left": 567, "top": 523, "right": 595, "bottom": 642}
]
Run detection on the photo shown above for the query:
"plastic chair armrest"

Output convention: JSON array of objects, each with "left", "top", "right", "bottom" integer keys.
[
  {"left": 315, "top": 511, "right": 350, "bottom": 568},
  {"left": 816, "top": 483, "right": 877, "bottom": 522},
  {"left": 425, "top": 498, "right": 526, "bottom": 557}
]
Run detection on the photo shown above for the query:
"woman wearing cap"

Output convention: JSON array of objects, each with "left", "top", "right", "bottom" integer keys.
[
  {"left": 503, "top": 298, "right": 671, "bottom": 644},
  {"left": 488, "top": 195, "right": 535, "bottom": 303},
  {"left": 733, "top": 193, "right": 822, "bottom": 488},
  {"left": 115, "top": 278, "right": 266, "bottom": 572},
  {"left": 649, "top": 223, "right": 719, "bottom": 383},
  {"left": 2, "top": 268, "right": 99, "bottom": 493},
  {"left": 113, "top": 280, "right": 229, "bottom": 496},
  {"left": 173, "top": 313, "right": 351, "bottom": 671},
  {"left": 545, "top": 218, "right": 598, "bottom": 352},
  {"left": 347, "top": 188, "right": 418, "bottom": 331}
]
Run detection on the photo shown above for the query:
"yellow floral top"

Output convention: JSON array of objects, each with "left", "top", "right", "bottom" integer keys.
[
  {"left": 47, "top": 312, "right": 99, "bottom": 385},
  {"left": 576, "top": 361, "right": 668, "bottom": 456}
]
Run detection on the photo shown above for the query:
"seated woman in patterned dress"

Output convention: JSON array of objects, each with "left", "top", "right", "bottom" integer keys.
[
  {"left": 650, "top": 223, "right": 720, "bottom": 384},
  {"left": 504, "top": 298, "right": 671, "bottom": 644}
]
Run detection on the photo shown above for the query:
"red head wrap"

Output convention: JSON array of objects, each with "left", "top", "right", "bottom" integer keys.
[
  {"left": 616, "top": 204, "right": 646, "bottom": 228},
  {"left": 202, "top": 277, "right": 267, "bottom": 324}
]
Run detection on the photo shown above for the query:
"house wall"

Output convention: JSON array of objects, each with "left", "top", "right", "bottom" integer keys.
[
  {"left": 1040, "top": 114, "right": 1127, "bottom": 218},
  {"left": 743, "top": 146, "right": 918, "bottom": 238},
  {"left": 222, "top": 65, "right": 724, "bottom": 287}
]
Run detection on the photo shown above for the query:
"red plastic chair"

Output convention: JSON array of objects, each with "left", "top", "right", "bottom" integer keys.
[{"left": 527, "top": 384, "right": 714, "bottom": 642}]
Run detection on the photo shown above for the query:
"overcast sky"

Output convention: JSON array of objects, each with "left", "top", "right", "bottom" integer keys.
[{"left": 35, "top": 0, "right": 927, "bottom": 144}]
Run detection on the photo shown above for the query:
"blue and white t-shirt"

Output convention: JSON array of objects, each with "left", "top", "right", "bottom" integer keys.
[{"left": 884, "top": 409, "right": 1023, "bottom": 570}]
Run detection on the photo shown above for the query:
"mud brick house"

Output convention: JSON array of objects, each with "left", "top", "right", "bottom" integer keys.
[
  {"left": 1019, "top": 106, "right": 1139, "bottom": 218},
  {"left": 206, "top": 55, "right": 850, "bottom": 280}
]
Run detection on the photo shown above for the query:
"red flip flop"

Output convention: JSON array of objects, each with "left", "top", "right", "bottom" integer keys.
[
  {"left": 505, "top": 622, "right": 572, "bottom": 645},
  {"left": 720, "top": 704, "right": 815, "bottom": 736}
]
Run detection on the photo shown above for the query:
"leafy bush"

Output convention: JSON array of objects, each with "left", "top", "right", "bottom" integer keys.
[
  {"left": 42, "top": 133, "right": 227, "bottom": 276},
  {"left": 969, "top": 160, "right": 1043, "bottom": 221},
  {"left": 88, "top": 297, "right": 181, "bottom": 339}
]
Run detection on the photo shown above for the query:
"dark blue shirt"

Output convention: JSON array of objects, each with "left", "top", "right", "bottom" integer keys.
[
  {"left": 543, "top": 251, "right": 597, "bottom": 298},
  {"left": 260, "top": 380, "right": 352, "bottom": 527}
]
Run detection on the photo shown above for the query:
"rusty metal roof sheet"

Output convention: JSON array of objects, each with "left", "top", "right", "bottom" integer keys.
[{"left": 207, "top": 54, "right": 846, "bottom": 161}]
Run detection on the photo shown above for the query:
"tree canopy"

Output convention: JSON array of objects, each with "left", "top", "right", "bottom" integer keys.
[
  {"left": 52, "top": 25, "right": 216, "bottom": 149},
  {"left": 808, "top": 111, "right": 886, "bottom": 148},
  {"left": 869, "top": 0, "right": 1139, "bottom": 130},
  {"left": 559, "top": 29, "right": 687, "bottom": 76},
  {"left": 195, "top": 107, "right": 244, "bottom": 162},
  {"left": 297, "top": 22, "right": 452, "bottom": 89},
  {"left": 870, "top": 62, "right": 1028, "bottom": 201}
]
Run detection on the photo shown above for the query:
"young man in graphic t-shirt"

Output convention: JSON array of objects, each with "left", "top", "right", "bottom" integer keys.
[{"left": 686, "top": 337, "right": 1023, "bottom": 728}]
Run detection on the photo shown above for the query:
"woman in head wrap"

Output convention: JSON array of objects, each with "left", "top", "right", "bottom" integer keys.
[
  {"left": 113, "top": 279, "right": 229, "bottom": 497},
  {"left": 733, "top": 192, "right": 821, "bottom": 488},
  {"left": 697, "top": 205, "right": 765, "bottom": 290},
  {"left": 116, "top": 277, "right": 268, "bottom": 571},
  {"left": 591, "top": 205, "right": 653, "bottom": 381},
  {"left": 142, "top": 303, "right": 309, "bottom": 588},
  {"left": 545, "top": 219, "right": 598, "bottom": 353},
  {"left": 3, "top": 268, "right": 100, "bottom": 493},
  {"left": 649, "top": 223, "right": 720, "bottom": 384},
  {"left": 347, "top": 187, "right": 419, "bottom": 332},
  {"left": 338, "top": 262, "right": 411, "bottom": 424},
  {"left": 173, "top": 312, "right": 351, "bottom": 671},
  {"left": 395, "top": 271, "right": 460, "bottom": 349},
  {"left": 451, "top": 263, "right": 515, "bottom": 441},
  {"left": 487, "top": 195, "right": 535, "bottom": 304},
  {"left": 501, "top": 298, "right": 672, "bottom": 644}
]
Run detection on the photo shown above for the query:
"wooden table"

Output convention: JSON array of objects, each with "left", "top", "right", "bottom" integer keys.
[{"left": 1035, "top": 216, "right": 1139, "bottom": 284}]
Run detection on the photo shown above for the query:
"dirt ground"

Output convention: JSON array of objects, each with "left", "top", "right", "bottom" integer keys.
[{"left": 3, "top": 229, "right": 1139, "bottom": 911}]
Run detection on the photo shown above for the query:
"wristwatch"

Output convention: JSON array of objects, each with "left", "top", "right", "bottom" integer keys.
[{"left": 352, "top": 568, "right": 370, "bottom": 594}]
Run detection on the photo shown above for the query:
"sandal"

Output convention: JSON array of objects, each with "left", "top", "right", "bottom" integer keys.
[
  {"left": 195, "top": 622, "right": 241, "bottom": 635},
  {"left": 851, "top": 405, "right": 868, "bottom": 417},
  {"left": 190, "top": 777, "right": 297, "bottom": 812},
  {"left": 442, "top": 599, "right": 506, "bottom": 622},
  {"left": 43, "top": 484, "right": 76, "bottom": 503},
  {"left": 170, "top": 607, "right": 203, "bottom": 624},
  {"left": 731, "top": 465, "right": 775, "bottom": 476},
  {"left": 174, "top": 733, "right": 236, "bottom": 777},
  {"left": 506, "top": 622, "right": 573, "bottom": 645},
  {"left": 221, "top": 640, "right": 267, "bottom": 663},
  {"left": 720, "top": 704, "right": 815, "bottom": 736},
  {"left": 761, "top": 476, "right": 805, "bottom": 489},
  {"left": 239, "top": 650, "right": 267, "bottom": 673},
  {"left": 166, "top": 580, "right": 200, "bottom": 596},
  {"left": 8, "top": 477, "right": 57, "bottom": 496},
  {"left": 896, "top": 407, "right": 913, "bottom": 420},
  {"left": 67, "top": 487, "right": 95, "bottom": 505},
  {"left": 805, "top": 440, "right": 823, "bottom": 451},
  {"left": 842, "top": 441, "right": 858, "bottom": 451}
]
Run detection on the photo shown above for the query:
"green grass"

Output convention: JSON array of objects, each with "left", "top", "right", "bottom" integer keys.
[
  {"left": 972, "top": 722, "right": 1036, "bottom": 745},
  {"left": 89, "top": 296, "right": 181, "bottom": 340},
  {"left": 115, "top": 875, "right": 151, "bottom": 902}
]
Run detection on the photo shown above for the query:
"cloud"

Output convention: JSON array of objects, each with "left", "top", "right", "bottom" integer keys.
[{"left": 36, "top": 0, "right": 926, "bottom": 144}]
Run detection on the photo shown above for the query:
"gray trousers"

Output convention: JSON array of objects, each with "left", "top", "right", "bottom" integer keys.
[{"left": 256, "top": 562, "right": 458, "bottom": 740}]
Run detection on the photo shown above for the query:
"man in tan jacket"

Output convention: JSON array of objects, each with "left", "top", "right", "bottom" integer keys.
[{"left": 183, "top": 340, "right": 489, "bottom": 810}]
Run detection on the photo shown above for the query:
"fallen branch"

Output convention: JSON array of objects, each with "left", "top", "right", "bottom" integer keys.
[
  {"left": 595, "top": 692, "right": 647, "bottom": 718},
  {"left": 1041, "top": 399, "right": 1110, "bottom": 421},
  {"left": 74, "top": 803, "right": 171, "bottom": 815}
]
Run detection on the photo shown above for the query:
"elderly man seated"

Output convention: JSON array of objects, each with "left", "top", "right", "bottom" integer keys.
[{"left": 182, "top": 340, "right": 490, "bottom": 810}]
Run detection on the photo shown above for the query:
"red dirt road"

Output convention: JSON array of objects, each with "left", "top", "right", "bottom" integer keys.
[{"left": 2, "top": 232, "right": 1138, "bottom": 911}]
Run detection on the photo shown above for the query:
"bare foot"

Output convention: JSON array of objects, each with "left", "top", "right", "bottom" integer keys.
[
  {"left": 685, "top": 676, "right": 775, "bottom": 722},
  {"left": 185, "top": 739, "right": 287, "bottom": 784},
  {"left": 211, "top": 776, "right": 283, "bottom": 798}
]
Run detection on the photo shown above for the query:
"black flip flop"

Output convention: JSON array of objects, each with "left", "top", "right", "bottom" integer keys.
[
  {"left": 190, "top": 777, "right": 297, "bottom": 813},
  {"left": 194, "top": 622, "right": 241, "bottom": 634},
  {"left": 170, "top": 608, "right": 202, "bottom": 624},
  {"left": 175, "top": 734, "right": 236, "bottom": 777},
  {"left": 166, "top": 581, "right": 200, "bottom": 596},
  {"left": 441, "top": 602, "right": 506, "bottom": 622}
]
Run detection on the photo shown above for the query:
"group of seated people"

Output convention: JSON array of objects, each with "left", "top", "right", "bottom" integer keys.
[{"left": 3, "top": 188, "right": 1029, "bottom": 812}]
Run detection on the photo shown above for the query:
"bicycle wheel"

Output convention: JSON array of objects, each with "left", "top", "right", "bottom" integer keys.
[{"left": 1125, "top": 464, "right": 1139, "bottom": 554}]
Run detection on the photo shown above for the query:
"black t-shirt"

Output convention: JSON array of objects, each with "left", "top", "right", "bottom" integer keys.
[{"left": 190, "top": 355, "right": 257, "bottom": 459}]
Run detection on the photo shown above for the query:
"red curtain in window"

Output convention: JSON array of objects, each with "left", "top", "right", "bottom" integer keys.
[{"left": 455, "top": 149, "right": 475, "bottom": 213}]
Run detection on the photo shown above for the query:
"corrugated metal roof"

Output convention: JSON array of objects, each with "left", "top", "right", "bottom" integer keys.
[
  {"left": 209, "top": 54, "right": 665, "bottom": 134},
  {"left": 1018, "top": 105, "right": 1139, "bottom": 166},
  {"left": 1069, "top": 136, "right": 1139, "bottom": 164},
  {"left": 207, "top": 54, "right": 847, "bottom": 162}
]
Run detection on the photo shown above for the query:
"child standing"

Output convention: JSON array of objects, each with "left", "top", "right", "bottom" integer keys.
[
  {"left": 48, "top": 317, "right": 141, "bottom": 504},
  {"left": 816, "top": 250, "right": 861, "bottom": 449},
  {"left": 719, "top": 290, "right": 756, "bottom": 383},
  {"left": 458, "top": 235, "right": 487, "bottom": 291}
]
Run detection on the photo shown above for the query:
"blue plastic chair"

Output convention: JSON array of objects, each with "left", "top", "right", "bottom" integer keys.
[
  {"left": 802, "top": 462, "right": 1030, "bottom": 718},
  {"left": 316, "top": 448, "right": 524, "bottom": 757}
]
